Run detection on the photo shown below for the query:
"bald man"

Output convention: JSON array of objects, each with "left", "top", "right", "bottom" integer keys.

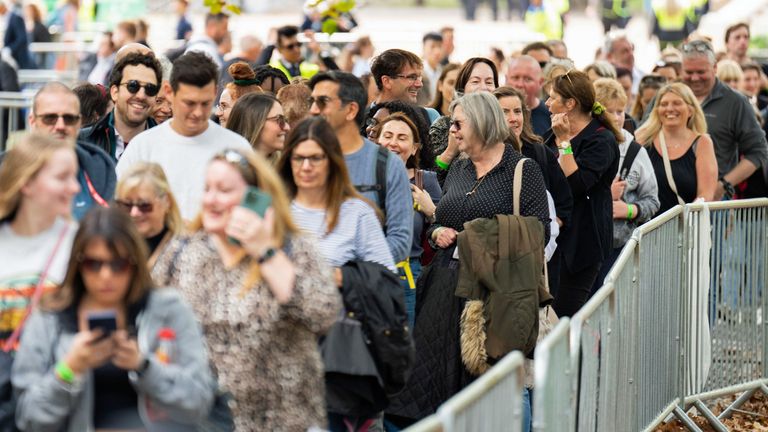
[
  {"left": 506, "top": 55, "right": 551, "bottom": 136},
  {"left": 115, "top": 42, "right": 154, "bottom": 62}
]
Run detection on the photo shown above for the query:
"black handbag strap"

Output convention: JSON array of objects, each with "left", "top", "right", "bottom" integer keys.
[{"left": 619, "top": 141, "right": 642, "bottom": 181}]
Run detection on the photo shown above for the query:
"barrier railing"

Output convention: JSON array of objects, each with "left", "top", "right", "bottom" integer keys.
[
  {"left": 406, "top": 198, "right": 768, "bottom": 432},
  {"left": 0, "top": 91, "right": 33, "bottom": 151}
]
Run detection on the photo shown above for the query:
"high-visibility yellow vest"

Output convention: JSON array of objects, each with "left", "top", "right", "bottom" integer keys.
[
  {"left": 270, "top": 59, "right": 320, "bottom": 81},
  {"left": 653, "top": 0, "right": 689, "bottom": 31},
  {"left": 525, "top": 7, "right": 562, "bottom": 40}
]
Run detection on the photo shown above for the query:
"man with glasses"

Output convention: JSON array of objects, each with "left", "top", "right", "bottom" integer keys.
[
  {"left": 25, "top": 82, "right": 116, "bottom": 219},
  {"left": 506, "top": 55, "right": 551, "bottom": 136},
  {"left": 308, "top": 70, "right": 412, "bottom": 266},
  {"left": 679, "top": 39, "right": 767, "bottom": 199},
  {"left": 266, "top": 25, "right": 320, "bottom": 81},
  {"left": 79, "top": 52, "right": 162, "bottom": 161},
  {"left": 117, "top": 52, "right": 251, "bottom": 220},
  {"left": 370, "top": 48, "right": 440, "bottom": 124}
]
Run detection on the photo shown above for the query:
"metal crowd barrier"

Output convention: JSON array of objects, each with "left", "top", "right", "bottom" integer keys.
[
  {"left": 0, "top": 91, "right": 33, "bottom": 151},
  {"left": 406, "top": 198, "right": 768, "bottom": 432}
]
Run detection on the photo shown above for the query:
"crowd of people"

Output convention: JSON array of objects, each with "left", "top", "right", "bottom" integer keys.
[{"left": 0, "top": 1, "right": 767, "bottom": 431}]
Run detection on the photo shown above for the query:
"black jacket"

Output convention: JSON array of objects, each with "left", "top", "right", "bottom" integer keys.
[
  {"left": 78, "top": 110, "right": 157, "bottom": 161},
  {"left": 546, "top": 119, "right": 619, "bottom": 273},
  {"left": 521, "top": 141, "right": 573, "bottom": 228},
  {"left": 75, "top": 140, "right": 116, "bottom": 202}
]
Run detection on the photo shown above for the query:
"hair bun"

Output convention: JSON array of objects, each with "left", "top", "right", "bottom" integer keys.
[{"left": 228, "top": 62, "right": 256, "bottom": 81}]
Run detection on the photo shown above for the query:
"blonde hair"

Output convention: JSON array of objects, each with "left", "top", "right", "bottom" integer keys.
[
  {"left": 593, "top": 77, "right": 628, "bottom": 107},
  {"left": 716, "top": 59, "right": 743, "bottom": 85},
  {"left": 635, "top": 83, "right": 708, "bottom": 145},
  {"left": 116, "top": 162, "right": 184, "bottom": 236},
  {"left": 191, "top": 149, "right": 297, "bottom": 293},
  {"left": 0, "top": 133, "right": 75, "bottom": 222}
]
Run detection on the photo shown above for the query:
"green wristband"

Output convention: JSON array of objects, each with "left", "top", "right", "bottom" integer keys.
[
  {"left": 435, "top": 156, "right": 450, "bottom": 170},
  {"left": 55, "top": 361, "right": 75, "bottom": 384},
  {"left": 627, "top": 204, "right": 634, "bottom": 220},
  {"left": 559, "top": 146, "right": 573, "bottom": 156}
]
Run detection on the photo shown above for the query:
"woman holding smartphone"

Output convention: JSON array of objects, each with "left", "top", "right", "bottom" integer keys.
[
  {"left": 12, "top": 207, "right": 215, "bottom": 431},
  {"left": 153, "top": 149, "right": 340, "bottom": 431}
]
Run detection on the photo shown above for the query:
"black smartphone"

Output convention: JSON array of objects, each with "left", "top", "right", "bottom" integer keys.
[
  {"left": 87, "top": 310, "right": 117, "bottom": 340},
  {"left": 229, "top": 186, "right": 273, "bottom": 245}
]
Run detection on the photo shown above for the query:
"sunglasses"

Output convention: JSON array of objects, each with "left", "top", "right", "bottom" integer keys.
[
  {"left": 282, "top": 42, "right": 302, "bottom": 50},
  {"left": 120, "top": 80, "right": 160, "bottom": 97},
  {"left": 681, "top": 41, "right": 713, "bottom": 55},
  {"left": 641, "top": 75, "right": 668, "bottom": 85},
  {"left": 266, "top": 114, "right": 288, "bottom": 129},
  {"left": 307, "top": 95, "right": 339, "bottom": 110},
  {"left": 79, "top": 257, "right": 133, "bottom": 274},
  {"left": 115, "top": 199, "right": 154, "bottom": 213},
  {"left": 35, "top": 113, "right": 81, "bottom": 126},
  {"left": 450, "top": 119, "right": 463, "bottom": 131}
]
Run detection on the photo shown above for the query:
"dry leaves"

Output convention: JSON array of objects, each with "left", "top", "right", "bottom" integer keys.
[{"left": 654, "top": 389, "right": 768, "bottom": 431}]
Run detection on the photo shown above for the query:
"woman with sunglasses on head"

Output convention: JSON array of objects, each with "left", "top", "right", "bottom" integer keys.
[
  {"left": 0, "top": 134, "right": 79, "bottom": 358},
  {"left": 115, "top": 162, "right": 184, "bottom": 270},
  {"left": 634, "top": 83, "right": 717, "bottom": 215},
  {"left": 12, "top": 206, "right": 215, "bottom": 431},
  {"left": 430, "top": 58, "right": 499, "bottom": 185},
  {"left": 227, "top": 92, "right": 291, "bottom": 163},
  {"left": 388, "top": 92, "right": 549, "bottom": 426},
  {"left": 216, "top": 61, "right": 263, "bottom": 128},
  {"left": 153, "top": 149, "right": 340, "bottom": 431},
  {"left": 543, "top": 70, "right": 621, "bottom": 317}
]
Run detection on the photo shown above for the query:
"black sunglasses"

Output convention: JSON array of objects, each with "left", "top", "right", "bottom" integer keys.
[
  {"left": 282, "top": 42, "right": 302, "bottom": 50},
  {"left": 115, "top": 199, "right": 154, "bottom": 213},
  {"left": 120, "top": 80, "right": 160, "bottom": 97},
  {"left": 35, "top": 113, "right": 81, "bottom": 126},
  {"left": 79, "top": 257, "right": 133, "bottom": 274},
  {"left": 307, "top": 95, "right": 339, "bottom": 110}
]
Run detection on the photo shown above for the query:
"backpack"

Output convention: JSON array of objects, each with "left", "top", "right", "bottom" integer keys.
[
  {"left": 340, "top": 261, "right": 415, "bottom": 395},
  {"left": 355, "top": 145, "right": 389, "bottom": 218},
  {"left": 619, "top": 140, "right": 642, "bottom": 181}
]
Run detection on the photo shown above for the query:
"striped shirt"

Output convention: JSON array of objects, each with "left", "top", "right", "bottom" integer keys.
[{"left": 291, "top": 199, "right": 395, "bottom": 272}]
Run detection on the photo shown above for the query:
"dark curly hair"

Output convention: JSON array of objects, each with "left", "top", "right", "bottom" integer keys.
[{"left": 108, "top": 52, "right": 162, "bottom": 90}]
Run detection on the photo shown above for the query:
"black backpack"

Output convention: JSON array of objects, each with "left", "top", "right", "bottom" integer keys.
[{"left": 340, "top": 261, "right": 415, "bottom": 395}]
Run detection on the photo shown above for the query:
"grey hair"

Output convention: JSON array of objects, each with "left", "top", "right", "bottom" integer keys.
[
  {"left": 681, "top": 39, "right": 716, "bottom": 65},
  {"left": 584, "top": 60, "right": 617, "bottom": 79},
  {"left": 544, "top": 57, "right": 575, "bottom": 76},
  {"left": 604, "top": 31, "right": 630, "bottom": 55},
  {"left": 449, "top": 92, "right": 510, "bottom": 147},
  {"left": 157, "top": 55, "right": 173, "bottom": 82}
]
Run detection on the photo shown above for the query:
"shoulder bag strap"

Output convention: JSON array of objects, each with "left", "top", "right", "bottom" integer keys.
[
  {"left": 415, "top": 169, "right": 424, "bottom": 190},
  {"left": 619, "top": 141, "right": 642, "bottom": 180},
  {"left": 658, "top": 132, "right": 686, "bottom": 206},
  {"left": 3, "top": 223, "right": 71, "bottom": 352},
  {"left": 513, "top": 158, "right": 527, "bottom": 217}
]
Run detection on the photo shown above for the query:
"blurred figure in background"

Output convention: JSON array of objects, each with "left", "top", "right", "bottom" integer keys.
[
  {"left": 216, "top": 61, "right": 263, "bottom": 128},
  {"left": 73, "top": 83, "right": 112, "bottom": 127},
  {"left": 175, "top": 0, "right": 193, "bottom": 41},
  {"left": 428, "top": 63, "right": 459, "bottom": 117},
  {"left": 277, "top": 83, "right": 312, "bottom": 129}
]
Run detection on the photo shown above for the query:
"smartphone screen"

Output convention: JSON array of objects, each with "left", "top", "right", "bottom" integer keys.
[
  {"left": 87, "top": 310, "right": 117, "bottom": 339},
  {"left": 229, "top": 186, "right": 273, "bottom": 245}
]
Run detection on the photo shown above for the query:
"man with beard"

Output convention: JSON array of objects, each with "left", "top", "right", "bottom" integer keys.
[{"left": 79, "top": 52, "right": 162, "bottom": 161}]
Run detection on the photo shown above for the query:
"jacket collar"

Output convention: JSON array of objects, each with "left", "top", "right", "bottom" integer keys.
[{"left": 701, "top": 79, "right": 727, "bottom": 107}]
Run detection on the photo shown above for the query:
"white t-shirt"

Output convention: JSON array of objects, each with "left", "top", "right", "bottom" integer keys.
[
  {"left": 0, "top": 218, "right": 76, "bottom": 343},
  {"left": 116, "top": 120, "right": 252, "bottom": 220}
]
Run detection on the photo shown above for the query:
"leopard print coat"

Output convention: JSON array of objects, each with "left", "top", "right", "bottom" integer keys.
[{"left": 153, "top": 232, "right": 341, "bottom": 431}]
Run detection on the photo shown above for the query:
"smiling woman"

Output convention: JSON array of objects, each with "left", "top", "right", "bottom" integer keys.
[{"left": 227, "top": 92, "right": 290, "bottom": 162}]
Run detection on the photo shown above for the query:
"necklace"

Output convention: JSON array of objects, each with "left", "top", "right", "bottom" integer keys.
[{"left": 465, "top": 174, "right": 487, "bottom": 197}]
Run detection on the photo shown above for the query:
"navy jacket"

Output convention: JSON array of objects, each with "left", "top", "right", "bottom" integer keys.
[{"left": 4, "top": 12, "right": 35, "bottom": 69}]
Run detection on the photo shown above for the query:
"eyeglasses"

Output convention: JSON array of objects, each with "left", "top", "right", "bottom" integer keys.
[
  {"left": 307, "top": 95, "right": 340, "bottom": 110},
  {"left": 682, "top": 41, "right": 713, "bottom": 55},
  {"left": 365, "top": 117, "right": 379, "bottom": 129},
  {"left": 79, "top": 257, "right": 133, "bottom": 274},
  {"left": 266, "top": 114, "right": 288, "bottom": 129},
  {"left": 450, "top": 119, "right": 463, "bottom": 131},
  {"left": 290, "top": 154, "right": 327, "bottom": 167},
  {"left": 282, "top": 42, "right": 302, "bottom": 50},
  {"left": 640, "top": 75, "right": 668, "bottom": 86},
  {"left": 115, "top": 199, "right": 154, "bottom": 213},
  {"left": 394, "top": 74, "right": 423, "bottom": 83},
  {"left": 120, "top": 80, "right": 160, "bottom": 97},
  {"left": 35, "top": 113, "right": 81, "bottom": 126}
]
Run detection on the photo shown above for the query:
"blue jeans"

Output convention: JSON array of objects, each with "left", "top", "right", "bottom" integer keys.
[
  {"left": 523, "top": 387, "right": 531, "bottom": 432},
  {"left": 398, "top": 260, "right": 421, "bottom": 329}
]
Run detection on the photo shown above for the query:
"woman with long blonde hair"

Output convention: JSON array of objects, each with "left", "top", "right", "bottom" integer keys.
[
  {"left": 0, "top": 133, "right": 80, "bottom": 351},
  {"left": 635, "top": 82, "right": 717, "bottom": 215},
  {"left": 152, "top": 148, "right": 340, "bottom": 431}
]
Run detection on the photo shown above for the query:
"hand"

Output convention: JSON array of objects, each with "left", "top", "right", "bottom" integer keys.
[
  {"left": 267, "top": 27, "right": 278, "bottom": 46},
  {"left": 411, "top": 184, "right": 436, "bottom": 218},
  {"left": 112, "top": 330, "right": 143, "bottom": 371},
  {"left": 611, "top": 177, "right": 626, "bottom": 201},
  {"left": 551, "top": 113, "right": 570, "bottom": 141},
  {"left": 441, "top": 133, "right": 460, "bottom": 163},
  {"left": 334, "top": 268, "right": 343, "bottom": 287},
  {"left": 435, "top": 227, "right": 458, "bottom": 248},
  {"left": 304, "top": 30, "right": 321, "bottom": 54},
  {"left": 714, "top": 181, "right": 725, "bottom": 201},
  {"left": 612, "top": 200, "right": 629, "bottom": 219},
  {"left": 226, "top": 206, "right": 277, "bottom": 260},
  {"left": 64, "top": 330, "right": 114, "bottom": 375}
]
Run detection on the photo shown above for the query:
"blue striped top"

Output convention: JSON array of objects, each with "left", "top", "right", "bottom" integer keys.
[{"left": 291, "top": 198, "right": 396, "bottom": 272}]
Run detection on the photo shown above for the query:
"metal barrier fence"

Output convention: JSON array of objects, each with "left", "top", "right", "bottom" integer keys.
[
  {"left": 0, "top": 91, "right": 33, "bottom": 151},
  {"left": 406, "top": 198, "right": 768, "bottom": 432}
]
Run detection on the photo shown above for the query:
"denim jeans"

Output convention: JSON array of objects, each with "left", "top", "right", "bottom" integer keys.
[
  {"left": 398, "top": 260, "right": 421, "bottom": 329},
  {"left": 523, "top": 387, "right": 531, "bottom": 432}
]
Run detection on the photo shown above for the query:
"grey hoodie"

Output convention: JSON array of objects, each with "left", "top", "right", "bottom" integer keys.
[
  {"left": 12, "top": 289, "right": 215, "bottom": 432},
  {"left": 613, "top": 129, "right": 660, "bottom": 248}
]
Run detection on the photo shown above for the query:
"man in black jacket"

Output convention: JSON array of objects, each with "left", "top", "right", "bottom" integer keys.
[
  {"left": 79, "top": 52, "right": 162, "bottom": 161},
  {"left": 27, "top": 82, "right": 116, "bottom": 220}
]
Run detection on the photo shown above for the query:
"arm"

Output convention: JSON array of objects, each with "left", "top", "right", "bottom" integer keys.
[
  {"left": 13, "top": 313, "right": 80, "bottom": 432},
  {"left": 695, "top": 134, "right": 719, "bottom": 201},
  {"left": 724, "top": 97, "right": 767, "bottom": 186},
  {"left": 130, "top": 294, "right": 215, "bottom": 419},
  {"left": 354, "top": 203, "right": 396, "bottom": 272},
  {"left": 545, "top": 146, "right": 573, "bottom": 227},
  {"left": 255, "top": 44, "right": 275, "bottom": 66},
  {"left": 564, "top": 132, "right": 619, "bottom": 199},
  {"left": 384, "top": 156, "right": 414, "bottom": 263},
  {"left": 625, "top": 147, "right": 660, "bottom": 223},
  {"left": 277, "top": 236, "right": 341, "bottom": 335}
]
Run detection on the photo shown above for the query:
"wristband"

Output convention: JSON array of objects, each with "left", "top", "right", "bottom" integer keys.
[
  {"left": 435, "top": 156, "right": 450, "bottom": 170},
  {"left": 627, "top": 204, "right": 634, "bottom": 220},
  {"left": 559, "top": 146, "right": 573, "bottom": 155},
  {"left": 55, "top": 361, "right": 75, "bottom": 384},
  {"left": 257, "top": 247, "right": 277, "bottom": 264}
]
